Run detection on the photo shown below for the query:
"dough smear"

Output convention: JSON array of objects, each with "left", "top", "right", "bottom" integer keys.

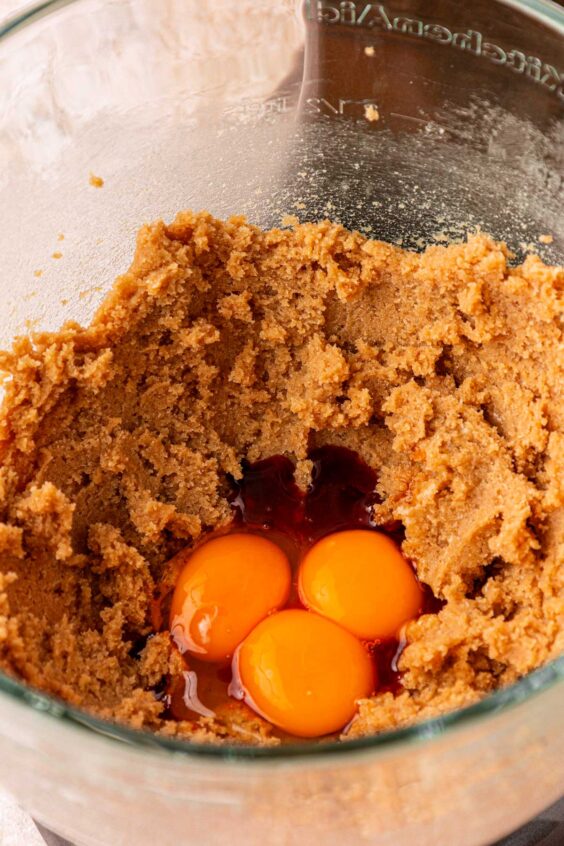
[{"left": 0, "top": 211, "right": 562, "bottom": 744}]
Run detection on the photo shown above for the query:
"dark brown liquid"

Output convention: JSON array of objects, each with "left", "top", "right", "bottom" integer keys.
[{"left": 151, "top": 446, "right": 442, "bottom": 733}]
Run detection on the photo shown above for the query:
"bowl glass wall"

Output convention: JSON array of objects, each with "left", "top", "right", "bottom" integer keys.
[{"left": 0, "top": 1, "right": 563, "bottom": 844}]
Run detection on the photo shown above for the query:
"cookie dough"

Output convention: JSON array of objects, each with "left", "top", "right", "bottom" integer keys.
[{"left": 0, "top": 212, "right": 562, "bottom": 744}]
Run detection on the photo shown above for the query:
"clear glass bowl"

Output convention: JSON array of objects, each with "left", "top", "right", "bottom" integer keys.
[{"left": 0, "top": 1, "right": 563, "bottom": 844}]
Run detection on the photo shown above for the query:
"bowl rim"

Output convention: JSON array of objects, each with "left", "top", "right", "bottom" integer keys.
[
  {"left": 0, "top": 651, "right": 563, "bottom": 762},
  {"left": 2, "top": 0, "right": 564, "bottom": 36},
  {"left": 0, "top": 0, "right": 563, "bottom": 763}
]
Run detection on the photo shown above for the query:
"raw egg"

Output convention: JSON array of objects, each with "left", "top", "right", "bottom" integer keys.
[
  {"left": 298, "top": 529, "right": 423, "bottom": 640},
  {"left": 235, "top": 609, "right": 375, "bottom": 737},
  {"left": 170, "top": 533, "right": 291, "bottom": 663}
]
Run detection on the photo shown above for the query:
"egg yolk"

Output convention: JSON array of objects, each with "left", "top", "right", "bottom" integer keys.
[
  {"left": 235, "top": 609, "right": 375, "bottom": 737},
  {"left": 298, "top": 529, "right": 423, "bottom": 640},
  {"left": 170, "top": 533, "right": 291, "bottom": 663}
]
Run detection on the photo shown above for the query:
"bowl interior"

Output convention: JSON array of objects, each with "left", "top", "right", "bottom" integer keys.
[{"left": 0, "top": 0, "right": 562, "bottom": 761}]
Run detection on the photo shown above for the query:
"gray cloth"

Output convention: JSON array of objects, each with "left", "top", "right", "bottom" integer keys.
[{"left": 492, "top": 798, "right": 564, "bottom": 846}]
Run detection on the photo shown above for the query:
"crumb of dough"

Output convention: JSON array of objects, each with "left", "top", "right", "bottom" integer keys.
[
  {"left": 539, "top": 234, "right": 554, "bottom": 245},
  {"left": 364, "top": 45, "right": 375, "bottom": 56},
  {"left": 364, "top": 104, "right": 380, "bottom": 122},
  {"left": 33, "top": 270, "right": 43, "bottom": 278},
  {"left": 281, "top": 214, "right": 300, "bottom": 228},
  {"left": 58, "top": 234, "right": 65, "bottom": 241},
  {"left": 89, "top": 173, "right": 104, "bottom": 188},
  {"left": 0, "top": 211, "right": 562, "bottom": 746},
  {"left": 51, "top": 252, "right": 63, "bottom": 260}
]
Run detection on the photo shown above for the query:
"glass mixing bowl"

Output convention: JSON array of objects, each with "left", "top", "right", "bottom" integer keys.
[{"left": 0, "top": 1, "right": 563, "bottom": 844}]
